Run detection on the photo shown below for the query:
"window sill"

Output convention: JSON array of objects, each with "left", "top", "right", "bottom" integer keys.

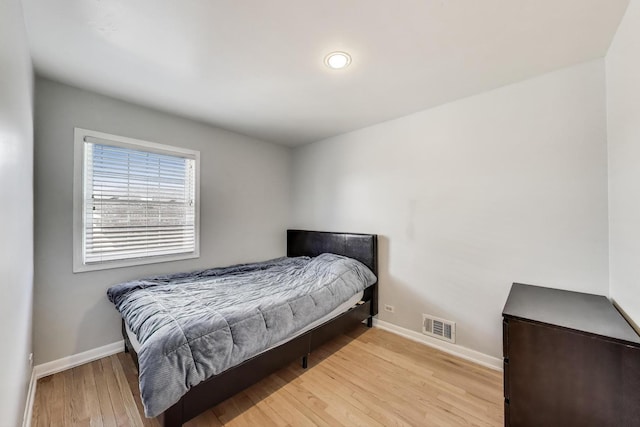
[{"left": 72, "top": 251, "right": 200, "bottom": 273}]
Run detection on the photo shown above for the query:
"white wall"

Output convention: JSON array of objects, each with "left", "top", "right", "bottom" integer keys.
[
  {"left": 292, "top": 60, "right": 609, "bottom": 358},
  {"left": 607, "top": 0, "right": 640, "bottom": 328},
  {"left": 34, "top": 78, "right": 291, "bottom": 364},
  {"left": 0, "top": 0, "right": 34, "bottom": 425}
]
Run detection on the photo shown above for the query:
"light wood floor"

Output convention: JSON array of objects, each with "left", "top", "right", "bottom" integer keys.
[{"left": 32, "top": 326, "right": 503, "bottom": 426}]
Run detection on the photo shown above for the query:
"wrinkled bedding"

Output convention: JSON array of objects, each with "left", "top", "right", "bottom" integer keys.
[{"left": 107, "top": 253, "right": 377, "bottom": 417}]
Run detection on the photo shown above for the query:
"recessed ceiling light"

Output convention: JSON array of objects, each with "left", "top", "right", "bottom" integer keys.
[{"left": 324, "top": 51, "right": 351, "bottom": 70}]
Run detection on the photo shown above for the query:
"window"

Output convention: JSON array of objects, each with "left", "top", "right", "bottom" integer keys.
[{"left": 73, "top": 128, "right": 200, "bottom": 272}]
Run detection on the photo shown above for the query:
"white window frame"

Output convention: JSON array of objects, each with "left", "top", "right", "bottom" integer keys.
[{"left": 73, "top": 128, "right": 201, "bottom": 273}]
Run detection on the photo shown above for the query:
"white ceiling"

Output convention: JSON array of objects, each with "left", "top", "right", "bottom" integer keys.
[{"left": 22, "top": 0, "right": 629, "bottom": 146}]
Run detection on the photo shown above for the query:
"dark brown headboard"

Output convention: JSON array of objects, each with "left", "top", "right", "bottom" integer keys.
[{"left": 286, "top": 229, "right": 378, "bottom": 277}]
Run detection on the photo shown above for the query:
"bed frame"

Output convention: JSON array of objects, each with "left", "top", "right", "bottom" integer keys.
[{"left": 121, "top": 229, "right": 378, "bottom": 427}]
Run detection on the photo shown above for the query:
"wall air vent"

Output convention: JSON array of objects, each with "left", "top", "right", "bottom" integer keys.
[{"left": 422, "top": 314, "right": 456, "bottom": 343}]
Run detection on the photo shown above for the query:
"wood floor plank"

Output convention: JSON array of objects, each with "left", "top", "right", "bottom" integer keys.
[
  {"left": 70, "top": 360, "right": 90, "bottom": 426},
  {"left": 100, "top": 357, "right": 130, "bottom": 426},
  {"left": 116, "top": 352, "right": 161, "bottom": 427},
  {"left": 32, "top": 375, "right": 52, "bottom": 427},
  {"left": 79, "top": 362, "right": 104, "bottom": 427},
  {"left": 50, "top": 370, "right": 67, "bottom": 424},
  {"left": 61, "top": 368, "right": 74, "bottom": 425},
  {"left": 110, "top": 354, "right": 144, "bottom": 427},
  {"left": 91, "top": 359, "right": 118, "bottom": 427},
  {"left": 33, "top": 326, "right": 503, "bottom": 426}
]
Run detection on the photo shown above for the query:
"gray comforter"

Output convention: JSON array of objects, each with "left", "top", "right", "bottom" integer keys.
[{"left": 107, "top": 253, "right": 376, "bottom": 417}]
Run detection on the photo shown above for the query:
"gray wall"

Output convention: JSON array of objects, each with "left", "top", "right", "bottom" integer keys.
[
  {"left": 607, "top": 0, "right": 640, "bottom": 328},
  {"left": 0, "top": 0, "right": 34, "bottom": 425},
  {"left": 292, "top": 59, "right": 610, "bottom": 359},
  {"left": 34, "top": 77, "right": 291, "bottom": 364}
]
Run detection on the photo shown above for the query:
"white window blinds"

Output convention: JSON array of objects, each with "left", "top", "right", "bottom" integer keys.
[{"left": 81, "top": 135, "right": 198, "bottom": 266}]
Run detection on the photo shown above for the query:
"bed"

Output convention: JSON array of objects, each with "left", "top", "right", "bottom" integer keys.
[{"left": 113, "top": 229, "right": 378, "bottom": 427}]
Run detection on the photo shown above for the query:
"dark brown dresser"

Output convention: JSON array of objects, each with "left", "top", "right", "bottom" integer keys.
[{"left": 502, "top": 283, "right": 640, "bottom": 427}]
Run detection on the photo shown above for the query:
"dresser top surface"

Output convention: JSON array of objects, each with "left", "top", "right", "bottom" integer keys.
[{"left": 503, "top": 283, "right": 640, "bottom": 345}]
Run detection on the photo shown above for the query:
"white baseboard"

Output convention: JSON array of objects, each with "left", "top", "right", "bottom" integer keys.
[
  {"left": 373, "top": 319, "right": 503, "bottom": 371},
  {"left": 22, "top": 369, "right": 36, "bottom": 427},
  {"left": 32, "top": 340, "right": 124, "bottom": 380}
]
